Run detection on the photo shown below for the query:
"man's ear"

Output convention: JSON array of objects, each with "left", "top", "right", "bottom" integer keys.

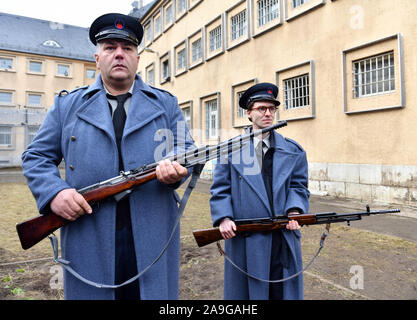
[{"left": 94, "top": 53, "right": 100, "bottom": 69}]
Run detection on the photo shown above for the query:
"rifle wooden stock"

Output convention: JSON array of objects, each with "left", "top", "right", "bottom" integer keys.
[
  {"left": 192, "top": 208, "right": 400, "bottom": 247},
  {"left": 16, "top": 170, "right": 157, "bottom": 250},
  {"left": 193, "top": 214, "right": 317, "bottom": 247}
]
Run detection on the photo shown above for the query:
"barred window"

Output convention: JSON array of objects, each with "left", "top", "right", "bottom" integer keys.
[
  {"left": 0, "top": 127, "right": 11, "bottom": 146},
  {"left": 237, "top": 91, "right": 246, "bottom": 118},
  {"left": 205, "top": 99, "right": 218, "bottom": 138},
  {"left": 177, "top": 49, "right": 186, "bottom": 70},
  {"left": 353, "top": 52, "right": 395, "bottom": 98},
  {"left": 292, "top": 0, "right": 310, "bottom": 8},
  {"left": 209, "top": 26, "right": 222, "bottom": 52},
  {"left": 257, "top": 0, "right": 279, "bottom": 27},
  {"left": 192, "top": 38, "right": 202, "bottom": 62},
  {"left": 231, "top": 10, "right": 247, "bottom": 41},
  {"left": 284, "top": 74, "right": 310, "bottom": 109}
]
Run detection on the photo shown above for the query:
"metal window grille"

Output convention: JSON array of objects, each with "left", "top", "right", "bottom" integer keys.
[
  {"left": 257, "top": 0, "right": 279, "bottom": 27},
  {"left": 177, "top": 49, "right": 186, "bottom": 70},
  {"left": 237, "top": 91, "right": 246, "bottom": 118},
  {"left": 284, "top": 74, "right": 310, "bottom": 110},
  {"left": 209, "top": 26, "right": 222, "bottom": 52},
  {"left": 231, "top": 10, "right": 247, "bottom": 41},
  {"left": 0, "top": 92, "right": 13, "bottom": 104},
  {"left": 178, "top": 0, "right": 186, "bottom": 13},
  {"left": 0, "top": 127, "right": 11, "bottom": 145},
  {"left": 192, "top": 38, "right": 202, "bottom": 62},
  {"left": 166, "top": 5, "right": 173, "bottom": 24},
  {"left": 0, "top": 58, "right": 13, "bottom": 70},
  {"left": 205, "top": 99, "right": 218, "bottom": 138},
  {"left": 292, "top": 0, "right": 309, "bottom": 8},
  {"left": 28, "top": 94, "right": 42, "bottom": 107},
  {"left": 353, "top": 52, "right": 395, "bottom": 98}
]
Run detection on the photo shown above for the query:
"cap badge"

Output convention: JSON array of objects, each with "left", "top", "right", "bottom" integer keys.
[
  {"left": 115, "top": 19, "right": 125, "bottom": 30},
  {"left": 268, "top": 89, "right": 272, "bottom": 94}
]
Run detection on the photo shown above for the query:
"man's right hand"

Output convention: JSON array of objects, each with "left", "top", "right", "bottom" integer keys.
[
  {"left": 219, "top": 218, "right": 237, "bottom": 240},
  {"left": 50, "top": 188, "right": 92, "bottom": 221}
]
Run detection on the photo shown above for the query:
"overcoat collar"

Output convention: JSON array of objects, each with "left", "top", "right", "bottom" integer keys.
[
  {"left": 231, "top": 130, "right": 298, "bottom": 216},
  {"left": 77, "top": 75, "right": 165, "bottom": 138}
]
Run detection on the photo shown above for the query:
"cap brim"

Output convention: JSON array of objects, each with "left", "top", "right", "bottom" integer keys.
[{"left": 247, "top": 95, "right": 280, "bottom": 108}]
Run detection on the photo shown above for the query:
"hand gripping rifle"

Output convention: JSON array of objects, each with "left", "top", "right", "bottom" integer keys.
[
  {"left": 16, "top": 121, "right": 288, "bottom": 250},
  {"left": 192, "top": 206, "right": 401, "bottom": 247}
]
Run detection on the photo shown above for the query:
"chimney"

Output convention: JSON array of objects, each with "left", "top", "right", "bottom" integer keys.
[{"left": 131, "top": 1, "right": 143, "bottom": 10}]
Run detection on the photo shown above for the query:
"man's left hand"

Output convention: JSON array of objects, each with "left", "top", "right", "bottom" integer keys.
[
  {"left": 286, "top": 211, "right": 301, "bottom": 230},
  {"left": 156, "top": 159, "right": 188, "bottom": 184}
]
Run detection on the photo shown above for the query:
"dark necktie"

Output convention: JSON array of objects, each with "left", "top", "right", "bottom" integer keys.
[
  {"left": 256, "top": 141, "right": 268, "bottom": 167},
  {"left": 107, "top": 93, "right": 131, "bottom": 170}
]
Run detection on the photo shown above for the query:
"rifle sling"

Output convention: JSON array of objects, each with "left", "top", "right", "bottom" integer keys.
[
  {"left": 48, "top": 164, "right": 205, "bottom": 290},
  {"left": 216, "top": 223, "right": 331, "bottom": 283}
]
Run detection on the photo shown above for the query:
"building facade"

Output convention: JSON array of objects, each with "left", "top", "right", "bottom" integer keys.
[
  {"left": 0, "top": 13, "right": 97, "bottom": 167},
  {"left": 136, "top": 0, "right": 417, "bottom": 207}
]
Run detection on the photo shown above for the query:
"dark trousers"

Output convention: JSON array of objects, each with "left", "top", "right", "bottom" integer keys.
[
  {"left": 114, "top": 199, "right": 140, "bottom": 300},
  {"left": 269, "top": 230, "right": 285, "bottom": 300}
]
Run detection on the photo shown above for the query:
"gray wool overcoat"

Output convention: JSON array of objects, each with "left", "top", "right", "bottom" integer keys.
[
  {"left": 210, "top": 131, "right": 310, "bottom": 299},
  {"left": 22, "top": 75, "right": 194, "bottom": 299}
]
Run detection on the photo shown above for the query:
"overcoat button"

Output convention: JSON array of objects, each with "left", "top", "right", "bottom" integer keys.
[
  {"left": 69, "top": 165, "right": 74, "bottom": 170},
  {"left": 71, "top": 136, "right": 76, "bottom": 141}
]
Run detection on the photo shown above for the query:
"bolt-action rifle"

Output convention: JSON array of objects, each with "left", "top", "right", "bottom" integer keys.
[
  {"left": 192, "top": 206, "right": 400, "bottom": 247},
  {"left": 16, "top": 121, "right": 288, "bottom": 250}
]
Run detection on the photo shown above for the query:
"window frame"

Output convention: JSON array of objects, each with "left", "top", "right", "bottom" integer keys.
[
  {"left": 205, "top": 14, "right": 225, "bottom": 61},
  {"left": 188, "top": 28, "right": 204, "bottom": 69},
  {"left": 146, "top": 63, "right": 155, "bottom": 86},
  {"left": 0, "top": 126, "right": 13, "bottom": 149},
  {"left": 174, "top": 40, "right": 188, "bottom": 77},
  {"left": 275, "top": 60, "right": 316, "bottom": 121},
  {"left": 159, "top": 51, "right": 172, "bottom": 84},
  {"left": 199, "top": 92, "right": 221, "bottom": 144},
  {"left": 342, "top": 33, "right": 405, "bottom": 115},
  {"left": 0, "top": 55, "right": 17, "bottom": 72},
  {"left": 231, "top": 78, "right": 258, "bottom": 128},
  {"left": 0, "top": 89, "right": 15, "bottom": 107},
  {"left": 285, "top": 0, "right": 325, "bottom": 22},
  {"left": 55, "top": 62, "right": 72, "bottom": 78},
  {"left": 25, "top": 91, "right": 44, "bottom": 108}
]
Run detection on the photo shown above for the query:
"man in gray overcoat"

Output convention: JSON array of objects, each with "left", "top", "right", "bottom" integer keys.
[
  {"left": 21, "top": 13, "right": 193, "bottom": 299},
  {"left": 210, "top": 82, "right": 310, "bottom": 299}
]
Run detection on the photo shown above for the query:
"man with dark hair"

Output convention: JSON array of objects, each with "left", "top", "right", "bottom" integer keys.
[
  {"left": 22, "top": 13, "right": 193, "bottom": 300},
  {"left": 210, "top": 82, "right": 310, "bottom": 299}
]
